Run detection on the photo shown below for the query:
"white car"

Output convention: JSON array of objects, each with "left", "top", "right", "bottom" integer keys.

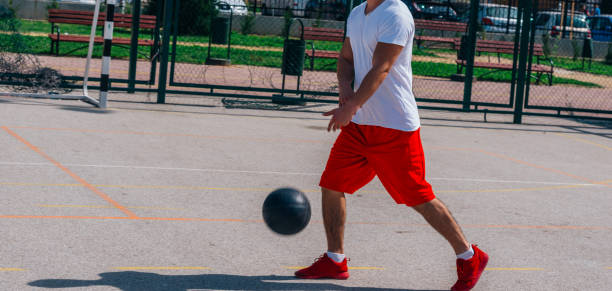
[
  {"left": 261, "top": 0, "right": 308, "bottom": 17},
  {"left": 216, "top": 0, "right": 248, "bottom": 16},
  {"left": 478, "top": 3, "right": 518, "bottom": 33},
  {"left": 535, "top": 11, "right": 591, "bottom": 39}
]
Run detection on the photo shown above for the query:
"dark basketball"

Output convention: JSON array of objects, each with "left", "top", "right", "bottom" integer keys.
[{"left": 262, "top": 187, "right": 311, "bottom": 235}]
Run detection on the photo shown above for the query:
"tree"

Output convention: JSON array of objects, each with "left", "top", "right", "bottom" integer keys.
[{"left": 145, "top": 0, "right": 216, "bottom": 35}]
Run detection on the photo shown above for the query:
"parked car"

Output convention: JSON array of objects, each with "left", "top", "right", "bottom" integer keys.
[
  {"left": 409, "top": 1, "right": 459, "bottom": 22},
  {"left": 459, "top": 3, "right": 518, "bottom": 33},
  {"left": 304, "top": 0, "right": 347, "bottom": 20},
  {"left": 588, "top": 15, "right": 612, "bottom": 42},
  {"left": 535, "top": 10, "right": 591, "bottom": 39},
  {"left": 216, "top": 0, "right": 248, "bottom": 16},
  {"left": 261, "top": 0, "right": 309, "bottom": 17}
]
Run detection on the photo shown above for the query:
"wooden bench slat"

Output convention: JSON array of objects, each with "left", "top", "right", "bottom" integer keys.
[
  {"left": 48, "top": 34, "right": 154, "bottom": 46},
  {"left": 48, "top": 9, "right": 158, "bottom": 56},
  {"left": 415, "top": 36, "right": 458, "bottom": 44},
  {"left": 456, "top": 60, "right": 552, "bottom": 73}
]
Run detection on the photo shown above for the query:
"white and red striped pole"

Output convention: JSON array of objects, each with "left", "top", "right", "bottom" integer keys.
[{"left": 99, "top": 0, "right": 116, "bottom": 108}]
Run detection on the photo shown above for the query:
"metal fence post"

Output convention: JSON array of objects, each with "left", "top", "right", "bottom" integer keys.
[
  {"left": 127, "top": 0, "right": 141, "bottom": 93},
  {"left": 513, "top": 0, "right": 533, "bottom": 124},
  {"left": 462, "top": 0, "right": 479, "bottom": 112},
  {"left": 157, "top": 0, "right": 173, "bottom": 104}
]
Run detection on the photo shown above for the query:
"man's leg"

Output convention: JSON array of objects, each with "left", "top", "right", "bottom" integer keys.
[
  {"left": 412, "top": 198, "right": 469, "bottom": 255},
  {"left": 322, "top": 187, "right": 346, "bottom": 254},
  {"left": 294, "top": 187, "right": 350, "bottom": 279},
  {"left": 413, "top": 198, "right": 488, "bottom": 291}
]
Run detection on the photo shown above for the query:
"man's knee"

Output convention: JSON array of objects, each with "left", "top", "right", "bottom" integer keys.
[
  {"left": 322, "top": 187, "right": 345, "bottom": 198},
  {"left": 412, "top": 198, "right": 443, "bottom": 215}
]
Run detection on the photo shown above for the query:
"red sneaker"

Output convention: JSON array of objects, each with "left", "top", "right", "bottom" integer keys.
[
  {"left": 451, "top": 245, "right": 489, "bottom": 291},
  {"left": 294, "top": 253, "right": 350, "bottom": 279}
]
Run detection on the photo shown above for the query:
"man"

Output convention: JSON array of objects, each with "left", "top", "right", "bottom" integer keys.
[
  {"left": 594, "top": 4, "right": 601, "bottom": 16},
  {"left": 294, "top": 0, "right": 488, "bottom": 290}
]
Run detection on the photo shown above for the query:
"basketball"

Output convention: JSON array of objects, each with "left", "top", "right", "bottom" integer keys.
[{"left": 262, "top": 187, "right": 311, "bottom": 235}]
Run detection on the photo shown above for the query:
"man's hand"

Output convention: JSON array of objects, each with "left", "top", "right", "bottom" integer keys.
[{"left": 323, "top": 100, "right": 359, "bottom": 132}]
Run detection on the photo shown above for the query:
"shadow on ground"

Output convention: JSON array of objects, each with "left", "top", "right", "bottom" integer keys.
[
  {"left": 60, "top": 105, "right": 114, "bottom": 114},
  {"left": 28, "top": 272, "right": 447, "bottom": 291}
]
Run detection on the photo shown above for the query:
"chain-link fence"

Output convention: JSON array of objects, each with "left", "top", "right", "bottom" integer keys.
[
  {"left": 0, "top": 0, "right": 610, "bottom": 120},
  {"left": 0, "top": 1, "right": 158, "bottom": 94}
]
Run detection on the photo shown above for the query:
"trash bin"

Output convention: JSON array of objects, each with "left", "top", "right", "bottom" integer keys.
[
  {"left": 582, "top": 37, "right": 593, "bottom": 59},
  {"left": 211, "top": 17, "right": 230, "bottom": 45},
  {"left": 281, "top": 39, "right": 305, "bottom": 76}
]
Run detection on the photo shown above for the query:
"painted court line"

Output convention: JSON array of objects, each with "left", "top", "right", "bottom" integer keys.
[
  {"left": 477, "top": 149, "right": 611, "bottom": 188},
  {"left": 486, "top": 268, "right": 544, "bottom": 271},
  {"left": 553, "top": 133, "right": 612, "bottom": 151},
  {"left": 5, "top": 125, "right": 323, "bottom": 144},
  {"left": 1, "top": 181, "right": 608, "bottom": 196},
  {"left": 114, "top": 267, "right": 211, "bottom": 271},
  {"left": 1, "top": 127, "right": 138, "bottom": 218},
  {"left": 0, "top": 215, "right": 609, "bottom": 231},
  {"left": 0, "top": 268, "right": 26, "bottom": 271},
  {"left": 37, "top": 204, "right": 184, "bottom": 211},
  {"left": 0, "top": 161, "right": 601, "bottom": 186},
  {"left": 284, "top": 266, "right": 384, "bottom": 270}
]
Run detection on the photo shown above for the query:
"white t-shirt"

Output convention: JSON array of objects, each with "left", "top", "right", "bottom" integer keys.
[{"left": 346, "top": 0, "right": 419, "bottom": 132}]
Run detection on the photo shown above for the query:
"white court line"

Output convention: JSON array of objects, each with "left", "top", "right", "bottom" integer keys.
[{"left": 0, "top": 161, "right": 602, "bottom": 186}]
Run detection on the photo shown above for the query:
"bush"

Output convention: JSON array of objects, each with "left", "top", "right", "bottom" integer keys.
[
  {"left": 542, "top": 33, "right": 558, "bottom": 58},
  {"left": 145, "top": 0, "right": 216, "bottom": 35},
  {"left": 571, "top": 39, "right": 580, "bottom": 61},
  {"left": 281, "top": 9, "right": 292, "bottom": 38},
  {"left": 241, "top": 13, "right": 255, "bottom": 35}
]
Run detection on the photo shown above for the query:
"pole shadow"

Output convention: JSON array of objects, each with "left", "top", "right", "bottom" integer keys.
[{"left": 28, "top": 272, "right": 448, "bottom": 291}]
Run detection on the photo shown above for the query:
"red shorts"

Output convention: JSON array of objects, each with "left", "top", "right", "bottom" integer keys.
[{"left": 320, "top": 122, "right": 435, "bottom": 206}]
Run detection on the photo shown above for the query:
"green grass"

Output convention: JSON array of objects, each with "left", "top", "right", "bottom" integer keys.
[
  {"left": 549, "top": 56, "right": 612, "bottom": 77},
  {"left": 412, "top": 61, "right": 601, "bottom": 88},
  {"left": 16, "top": 19, "right": 135, "bottom": 39},
  {"left": 1, "top": 33, "right": 600, "bottom": 87},
  {"left": 476, "top": 50, "right": 612, "bottom": 77}
]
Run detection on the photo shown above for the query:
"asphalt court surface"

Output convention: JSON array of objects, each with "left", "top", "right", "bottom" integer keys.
[{"left": 0, "top": 94, "right": 611, "bottom": 291}]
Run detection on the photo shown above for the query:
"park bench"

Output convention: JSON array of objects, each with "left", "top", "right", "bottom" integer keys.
[
  {"left": 47, "top": 9, "right": 157, "bottom": 58},
  {"left": 454, "top": 39, "right": 554, "bottom": 85},
  {"left": 302, "top": 26, "right": 344, "bottom": 70},
  {"left": 414, "top": 19, "right": 467, "bottom": 49}
]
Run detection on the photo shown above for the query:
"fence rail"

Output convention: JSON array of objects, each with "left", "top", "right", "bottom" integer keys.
[{"left": 0, "top": 0, "right": 610, "bottom": 121}]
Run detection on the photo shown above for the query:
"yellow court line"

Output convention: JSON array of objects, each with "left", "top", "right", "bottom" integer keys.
[
  {"left": 554, "top": 133, "right": 612, "bottom": 151},
  {"left": 284, "top": 266, "right": 384, "bottom": 270},
  {"left": 486, "top": 268, "right": 544, "bottom": 271},
  {"left": 2, "top": 181, "right": 611, "bottom": 194},
  {"left": 1, "top": 126, "right": 138, "bottom": 218},
  {"left": 0, "top": 268, "right": 26, "bottom": 271},
  {"left": 113, "top": 267, "right": 211, "bottom": 271},
  {"left": 606, "top": 267, "right": 612, "bottom": 270},
  {"left": 437, "top": 184, "right": 588, "bottom": 193},
  {"left": 477, "top": 149, "right": 612, "bottom": 188},
  {"left": 37, "top": 204, "right": 184, "bottom": 211}
]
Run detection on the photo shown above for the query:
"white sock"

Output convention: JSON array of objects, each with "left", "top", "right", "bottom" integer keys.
[
  {"left": 326, "top": 251, "right": 346, "bottom": 263},
  {"left": 456, "top": 245, "right": 474, "bottom": 260}
]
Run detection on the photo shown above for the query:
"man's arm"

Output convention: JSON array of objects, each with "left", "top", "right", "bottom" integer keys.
[
  {"left": 325, "top": 42, "right": 404, "bottom": 131},
  {"left": 337, "top": 37, "right": 355, "bottom": 106}
]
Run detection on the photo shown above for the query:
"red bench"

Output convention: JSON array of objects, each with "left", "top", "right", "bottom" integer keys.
[
  {"left": 455, "top": 39, "right": 554, "bottom": 85},
  {"left": 48, "top": 9, "right": 157, "bottom": 57},
  {"left": 302, "top": 26, "right": 344, "bottom": 70},
  {"left": 414, "top": 19, "right": 467, "bottom": 49}
]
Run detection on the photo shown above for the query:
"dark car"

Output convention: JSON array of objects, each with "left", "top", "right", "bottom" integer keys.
[
  {"left": 408, "top": 1, "right": 459, "bottom": 22},
  {"left": 588, "top": 15, "right": 612, "bottom": 42},
  {"left": 305, "top": 0, "right": 348, "bottom": 21}
]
